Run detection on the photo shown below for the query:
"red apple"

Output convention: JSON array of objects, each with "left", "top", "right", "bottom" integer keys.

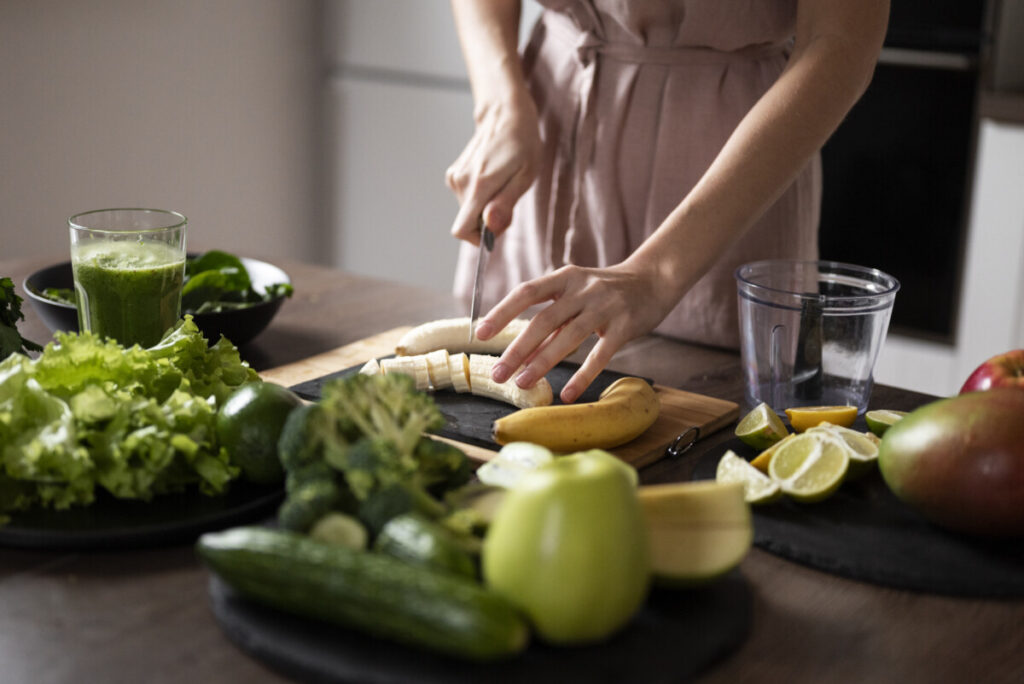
[{"left": 960, "top": 349, "right": 1024, "bottom": 394}]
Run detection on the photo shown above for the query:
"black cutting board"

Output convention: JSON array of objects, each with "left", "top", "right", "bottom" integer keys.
[
  {"left": 691, "top": 433, "right": 1024, "bottom": 598},
  {"left": 290, "top": 361, "right": 649, "bottom": 451},
  {"left": 208, "top": 571, "right": 751, "bottom": 684}
]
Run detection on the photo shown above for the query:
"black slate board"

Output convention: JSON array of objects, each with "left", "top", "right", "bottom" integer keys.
[
  {"left": 691, "top": 433, "right": 1024, "bottom": 598},
  {"left": 0, "top": 483, "right": 282, "bottom": 551},
  {"left": 290, "top": 361, "right": 650, "bottom": 451},
  {"left": 208, "top": 571, "right": 751, "bottom": 684}
]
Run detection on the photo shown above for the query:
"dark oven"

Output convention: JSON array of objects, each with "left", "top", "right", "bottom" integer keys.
[{"left": 818, "top": 0, "right": 989, "bottom": 343}]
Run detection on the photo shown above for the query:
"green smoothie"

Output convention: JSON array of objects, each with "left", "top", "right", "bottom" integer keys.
[{"left": 72, "top": 240, "right": 185, "bottom": 348}]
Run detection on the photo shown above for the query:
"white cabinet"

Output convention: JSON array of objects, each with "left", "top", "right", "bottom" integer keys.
[{"left": 323, "top": 0, "right": 541, "bottom": 292}]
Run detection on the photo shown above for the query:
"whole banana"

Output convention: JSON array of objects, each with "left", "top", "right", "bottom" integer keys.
[{"left": 492, "top": 377, "right": 661, "bottom": 452}]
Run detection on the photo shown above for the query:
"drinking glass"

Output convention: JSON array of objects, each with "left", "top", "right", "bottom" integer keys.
[{"left": 69, "top": 208, "right": 187, "bottom": 348}]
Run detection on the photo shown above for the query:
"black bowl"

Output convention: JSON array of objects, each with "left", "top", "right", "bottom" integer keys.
[{"left": 23, "top": 255, "right": 290, "bottom": 347}]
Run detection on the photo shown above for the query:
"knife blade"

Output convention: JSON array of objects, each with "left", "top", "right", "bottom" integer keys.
[{"left": 468, "top": 218, "right": 495, "bottom": 342}]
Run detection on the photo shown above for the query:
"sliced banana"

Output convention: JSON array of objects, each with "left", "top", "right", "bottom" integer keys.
[
  {"left": 358, "top": 358, "right": 381, "bottom": 376},
  {"left": 468, "top": 354, "right": 552, "bottom": 409},
  {"left": 379, "top": 355, "right": 431, "bottom": 390},
  {"left": 449, "top": 353, "right": 471, "bottom": 393},
  {"left": 424, "top": 349, "right": 452, "bottom": 390},
  {"left": 395, "top": 317, "right": 530, "bottom": 356}
]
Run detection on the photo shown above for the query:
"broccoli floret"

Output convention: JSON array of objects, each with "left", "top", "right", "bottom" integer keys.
[
  {"left": 278, "top": 403, "right": 328, "bottom": 472},
  {"left": 321, "top": 373, "right": 444, "bottom": 459},
  {"left": 414, "top": 437, "right": 472, "bottom": 495},
  {"left": 277, "top": 478, "right": 343, "bottom": 532},
  {"left": 277, "top": 373, "right": 465, "bottom": 536}
]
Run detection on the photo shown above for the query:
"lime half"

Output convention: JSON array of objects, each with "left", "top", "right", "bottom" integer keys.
[
  {"left": 865, "top": 409, "right": 908, "bottom": 437},
  {"left": 716, "top": 450, "right": 783, "bottom": 505},
  {"left": 735, "top": 402, "right": 789, "bottom": 450},
  {"left": 807, "top": 424, "right": 879, "bottom": 479},
  {"left": 768, "top": 433, "right": 850, "bottom": 503}
]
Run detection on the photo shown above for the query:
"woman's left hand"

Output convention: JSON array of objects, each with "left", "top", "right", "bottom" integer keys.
[{"left": 474, "top": 263, "right": 674, "bottom": 403}]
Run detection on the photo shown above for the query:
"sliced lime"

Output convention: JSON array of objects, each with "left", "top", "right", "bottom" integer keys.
[
  {"left": 768, "top": 433, "right": 850, "bottom": 503},
  {"left": 735, "top": 402, "right": 789, "bottom": 450},
  {"left": 716, "top": 450, "right": 783, "bottom": 505},
  {"left": 865, "top": 409, "right": 908, "bottom": 437}
]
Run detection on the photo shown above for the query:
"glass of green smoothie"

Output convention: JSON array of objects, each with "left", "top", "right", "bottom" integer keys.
[{"left": 69, "top": 208, "right": 187, "bottom": 348}]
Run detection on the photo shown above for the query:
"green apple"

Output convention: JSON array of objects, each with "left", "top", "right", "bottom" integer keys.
[{"left": 482, "top": 450, "right": 649, "bottom": 644}]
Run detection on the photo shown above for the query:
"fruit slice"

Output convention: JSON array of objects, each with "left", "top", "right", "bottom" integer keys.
[
  {"left": 715, "top": 450, "right": 783, "bottom": 504},
  {"left": 637, "top": 480, "right": 752, "bottom": 585},
  {"left": 476, "top": 442, "right": 555, "bottom": 489},
  {"left": 424, "top": 349, "right": 452, "bottom": 390},
  {"left": 864, "top": 409, "right": 908, "bottom": 436},
  {"left": 768, "top": 433, "right": 850, "bottom": 503},
  {"left": 735, "top": 402, "right": 789, "bottom": 450},
  {"left": 784, "top": 405, "right": 858, "bottom": 432},
  {"left": 749, "top": 433, "right": 796, "bottom": 473},
  {"left": 449, "top": 353, "right": 471, "bottom": 393},
  {"left": 807, "top": 423, "right": 880, "bottom": 479}
]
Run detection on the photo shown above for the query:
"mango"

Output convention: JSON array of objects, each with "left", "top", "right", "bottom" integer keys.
[{"left": 878, "top": 387, "right": 1024, "bottom": 537}]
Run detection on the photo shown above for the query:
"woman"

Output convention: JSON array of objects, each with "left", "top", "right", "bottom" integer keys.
[{"left": 446, "top": 0, "right": 889, "bottom": 403}]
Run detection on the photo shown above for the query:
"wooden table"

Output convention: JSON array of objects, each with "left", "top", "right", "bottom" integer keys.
[{"left": 1, "top": 255, "right": 1021, "bottom": 684}]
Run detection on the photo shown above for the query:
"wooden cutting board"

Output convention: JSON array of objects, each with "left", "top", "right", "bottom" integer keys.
[{"left": 260, "top": 327, "right": 739, "bottom": 469}]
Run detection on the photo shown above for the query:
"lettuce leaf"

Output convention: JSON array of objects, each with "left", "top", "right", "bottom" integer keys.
[{"left": 0, "top": 316, "right": 252, "bottom": 516}]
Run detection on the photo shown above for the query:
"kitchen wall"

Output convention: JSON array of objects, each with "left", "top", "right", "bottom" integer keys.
[{"left": 0, "top": 0, "right": 325, "bottom": 262}]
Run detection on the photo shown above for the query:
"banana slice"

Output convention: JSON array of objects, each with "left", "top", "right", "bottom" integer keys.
[
  {"left": 467, "top": 354, "right": 553, "bottom": 409},
  {"left": 424, "top": 349, "right": 452, "bottom": 390},
  {"left": 379, "top": 355, "right": 431, "bottom": 390},
  {"left": 358, "top": 358, "right": 381, "bottom": 376},
  {"left": 395, "top": 317, "right": 530, "bottom": 356},
  {"left": 449, "top": 353, "right": 471, "bottom": 393}
]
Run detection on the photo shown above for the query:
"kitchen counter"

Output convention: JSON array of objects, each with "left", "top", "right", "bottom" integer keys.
[{"left": 1, "top": 255, "right": 1021, "bottom": 684}]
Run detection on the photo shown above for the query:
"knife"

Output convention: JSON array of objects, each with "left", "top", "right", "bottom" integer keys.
[{"left": 468, "top": 217, "right": 495, "bottom": 342}]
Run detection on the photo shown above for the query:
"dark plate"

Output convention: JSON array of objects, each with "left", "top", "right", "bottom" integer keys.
[
  {"left": 0, "top": 482, "right": 283, "bottom": 551},
  {"left": 691, "top": 428, "right": 1024, "bottom": 598},
  {"left": 23, "top": 255, "right": 290, "bottom": 347},
  {"left": 208, "top": 570, "right": 751, "bottom": 684}
]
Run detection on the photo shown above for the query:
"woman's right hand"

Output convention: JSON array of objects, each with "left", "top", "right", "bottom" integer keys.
[{"left": 445, "top": 94, "right": 542, "bottom": 244}]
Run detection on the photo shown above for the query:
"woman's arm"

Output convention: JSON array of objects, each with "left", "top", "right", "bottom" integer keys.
[
  {"left": 480, "top": 0, "right": 891, "bottom": 402},
  {"left": 446, "top": 0, "right": 541, "bottom": 244}
]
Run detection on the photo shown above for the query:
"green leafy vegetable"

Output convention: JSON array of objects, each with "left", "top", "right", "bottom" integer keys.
[
  {"left": 1, "top": 277, "right": 43, "bottom": 360},
  {"left": 183, "top": 250, "right": 293, "bottom": 314},
  {"left": 0, "top": 316, "right": 259, "bottom": 516}
]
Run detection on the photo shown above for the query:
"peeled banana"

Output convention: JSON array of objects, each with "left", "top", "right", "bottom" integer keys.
[
  {"left": 492, "top": 377, "right": 660, "bottom": 452},
  {"left": 371, "top": 352, "right": 553, "bottom": 409},
  {"left": 395, "top": 317, "right": 530, "bottom": 356}
]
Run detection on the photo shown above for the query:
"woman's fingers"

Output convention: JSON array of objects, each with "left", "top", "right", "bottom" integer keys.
[{"left": 560, "top": 336, "right": 619, "bottom": 403}]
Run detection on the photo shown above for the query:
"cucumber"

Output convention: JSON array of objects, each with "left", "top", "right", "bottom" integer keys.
[
  {"left": 197, "top": 527, "right": 529, "bottom": 661},
  {"left": 373, "top": 513, "right": 477, "bottom": 579}
]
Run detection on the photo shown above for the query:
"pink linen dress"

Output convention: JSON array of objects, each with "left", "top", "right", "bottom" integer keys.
[{"left": 453, "top": 0, "right": 821, "bottom": 349}]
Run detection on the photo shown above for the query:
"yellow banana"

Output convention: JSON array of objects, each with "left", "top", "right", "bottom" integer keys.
[{"left": 492, "top": 377, "right": 660, "bottom": 452}]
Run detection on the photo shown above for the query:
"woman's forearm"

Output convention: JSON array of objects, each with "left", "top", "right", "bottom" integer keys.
[
  {"left": 450, "top": 0, "right": 529, "bottom": 121},
  {"left": 626, "top": 0, "right": 890, "bottom": 309}
]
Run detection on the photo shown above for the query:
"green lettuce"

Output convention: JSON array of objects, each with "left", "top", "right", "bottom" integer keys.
[{"left": 0, "top": 316, "right": 258, "bottom": 517}]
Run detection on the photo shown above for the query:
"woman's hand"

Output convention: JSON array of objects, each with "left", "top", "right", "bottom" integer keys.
[
  {"left": 475, "top": 262, "right": 675, "bottom": 403},
  {"left": 446, "top": 95, "right": 542, "bottom": 244}
]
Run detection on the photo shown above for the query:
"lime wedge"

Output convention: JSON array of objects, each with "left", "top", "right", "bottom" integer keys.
[
  {"left": 784, "top": 405, "right": 858, "bottom": 432},
  {"left": 864, "top": 409, "right": 908, "bottom": 437},
  {"left": 735, "top": 402, "right": 789, "bottom": 450},
  {"left": 716, "top": 450, "right": 783, "bottom": 505},
  {"left": 807, "top": 423, "right": 879, "bottom": 479},
  {"left": 749, "top": 433, "right": 796, "bottom": 473},
  {"left": 768, "top": 433, "right": 850, "bottom": 503}
]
